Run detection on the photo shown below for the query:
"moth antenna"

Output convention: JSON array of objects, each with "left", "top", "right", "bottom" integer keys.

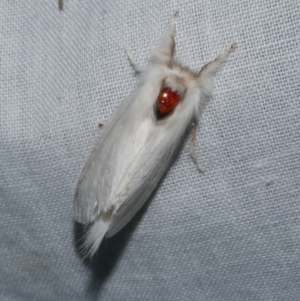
[
  {"left": 126, "top": 48, "right": 145, "bottom": 73},
  {"left": 199, "top": 43, "right": 237, "bottom": 78},
  {"left": 197, "top": 43, "right": 237, "bottom": 96}
]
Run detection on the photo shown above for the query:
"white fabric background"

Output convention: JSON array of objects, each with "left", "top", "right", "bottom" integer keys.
[{"left": 1, "top": 1, "right": 299, "bottom": 300}]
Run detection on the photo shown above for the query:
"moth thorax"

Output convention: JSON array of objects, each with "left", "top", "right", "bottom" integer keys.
[{"left": 157, "top": 87, "right": 180, "bottom": 114}]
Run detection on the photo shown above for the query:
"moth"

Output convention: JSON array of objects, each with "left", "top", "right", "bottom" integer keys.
[{"left": 74, "top": 12, "right": 236, "bottom": 257}]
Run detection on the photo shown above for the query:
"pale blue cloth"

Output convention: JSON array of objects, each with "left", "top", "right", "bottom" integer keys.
[{"left": 1, "top": 1, "right": 299, "bottom": 300}]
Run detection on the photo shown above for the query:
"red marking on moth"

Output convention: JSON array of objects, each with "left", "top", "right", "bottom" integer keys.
[{"left": 157, "top": 87, "right": 180, "bottom": 115}]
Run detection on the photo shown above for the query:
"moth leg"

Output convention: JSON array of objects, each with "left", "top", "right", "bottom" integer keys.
[
  {"left": 190, "top": 123, "right": 204, "bottom": 172},
  {"left": 151, "top": 12, "right": 178, "bottom": 67},
  {"left": 126, "top": 48, "right": 145, "bottom": 73},
  {"left": 59, "top": 0, "right": 63, "bottom": 10},
  {"left": 199, "top": 43, "right": 237, "bottom": 78}
]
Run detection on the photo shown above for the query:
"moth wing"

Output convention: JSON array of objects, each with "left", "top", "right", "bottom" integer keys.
[
  {"left": 105, "top": 131, "right": 182, "bottom": 237},
  {"left": 74, "top": 84, "right": 190, "bottom": 231},
  {"left": 74, "top": 91, "right": 139, "bottom": 224}
]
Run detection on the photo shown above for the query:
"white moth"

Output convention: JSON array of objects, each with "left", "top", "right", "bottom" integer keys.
[{"left": 74, "top": 12, "right": 236, "bottom": 257}]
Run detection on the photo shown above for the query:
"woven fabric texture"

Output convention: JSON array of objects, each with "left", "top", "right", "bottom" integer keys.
[{"left": 1, "top": 1, "right": 299, "bottom": 300}]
